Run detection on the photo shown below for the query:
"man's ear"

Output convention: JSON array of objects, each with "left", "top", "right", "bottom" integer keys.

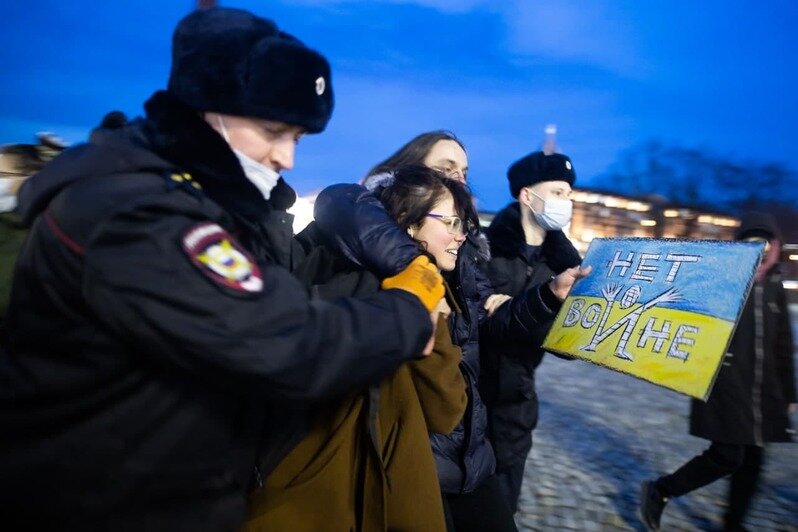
[{"left": 518, "top": 187, "right": 533, "bottom": 207}]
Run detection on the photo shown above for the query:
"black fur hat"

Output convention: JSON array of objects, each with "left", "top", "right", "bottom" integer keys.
[
  {"left": 507, "top": 151, "right": 575, "bottom": 198},
  {"left": 167, "top": 8, "right": 334, "bottom": 133}
]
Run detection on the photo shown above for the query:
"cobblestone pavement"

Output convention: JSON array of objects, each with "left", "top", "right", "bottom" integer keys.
[{"left": 514, "top": 356, "right": 798, "bottom": 531}]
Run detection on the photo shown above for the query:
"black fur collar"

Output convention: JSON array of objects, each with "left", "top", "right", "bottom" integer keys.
[
  {"left": 142, "top": 90, "right": 297, "bottom": 215},
  {"left": 486, "top": 203, "right": 526, "bottom": 258},
  {"left": 487, "top": 202, "right": 582, "bottom": 272}
]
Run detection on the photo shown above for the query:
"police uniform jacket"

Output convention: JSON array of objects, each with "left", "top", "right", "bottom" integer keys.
[
  {"left": 479, "top": 202, "right": 581, "bottom": 471},
  {"left": 0, "top": 91, "right": 432, "bottom": 531},
  {"left": 313, "top": 184, "right": 564, "bottom": 494}
]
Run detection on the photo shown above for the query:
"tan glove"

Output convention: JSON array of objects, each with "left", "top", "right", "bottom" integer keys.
[{"left": 381, "top": 255, "right": 445, "bottom": 312}]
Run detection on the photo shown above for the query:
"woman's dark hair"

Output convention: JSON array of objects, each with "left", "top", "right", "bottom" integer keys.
[
  {"left": 364, "top": 130, "right": 466, "bottom": 181},
  {"left": 376, "top": 164, "right": 478, "bottom": 236}
]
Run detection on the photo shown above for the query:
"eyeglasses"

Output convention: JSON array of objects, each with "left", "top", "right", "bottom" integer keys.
[
  {"left": 432, "top": 166, "right": 467, "bottom": 183},
  {"left": 426, "top": 213, "right": 467, "bottom": 235}
]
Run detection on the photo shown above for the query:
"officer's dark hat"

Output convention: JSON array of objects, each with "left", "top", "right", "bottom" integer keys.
[
  {"left": 167, "top": 7, "right": 334, "bottom": 133},
  {"left": 507, "top": 151, "right": 575, "bottom": 198}
]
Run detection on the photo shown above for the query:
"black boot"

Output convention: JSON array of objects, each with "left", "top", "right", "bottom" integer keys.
[{"left": 640, "top": 480, "right": 668, "bottom": 531}]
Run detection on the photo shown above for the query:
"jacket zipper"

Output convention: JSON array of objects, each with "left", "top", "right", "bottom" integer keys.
[
  {"left": 752, "top": 284, "right": 765, "bottom": 446},
  {"left": 453, "top": 280, "right": 478, "bottom": 491}
]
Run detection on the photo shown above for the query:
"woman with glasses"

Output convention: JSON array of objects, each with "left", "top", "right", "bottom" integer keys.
[
  {"left": 361, "top": 130, "right": 508, "bottom": 318},
  {"left": 315, "top": 137, "right": 589, "bottom": 530},
  {"left": 245, "top": 165, "right": 469, "bottom": 531}
]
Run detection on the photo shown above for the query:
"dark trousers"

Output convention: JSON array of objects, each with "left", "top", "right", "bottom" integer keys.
[
  {"left": 495, "top": 461, "right": 525, "bottom": 513},
  {"left": 655, "top": 442, "right": 764, "bottom": 529},
  {"left": 442, "top": 475, "right": 518, "bottom": 532}
]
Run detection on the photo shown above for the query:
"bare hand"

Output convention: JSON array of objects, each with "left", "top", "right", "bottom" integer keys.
[
  {"left": 434, "top": 297, "right": 452, "bottom": 320},
  {"left": 549, "top": 265, "right": 593, "bottom": 301},
  {"left": 484, "top": 293, "right": 512, "bottom": 317},
  {"left": 789, "top": 403, "right": 797, "bottom": 414}
]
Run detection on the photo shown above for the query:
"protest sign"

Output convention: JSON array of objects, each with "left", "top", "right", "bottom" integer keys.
[{"left": 542, "top": 237, "right": 763, "bottom": 399}]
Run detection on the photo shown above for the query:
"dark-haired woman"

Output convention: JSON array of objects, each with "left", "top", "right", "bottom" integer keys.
[
  {"left": 363, "top": 130, "right": 469, "bottom": 186},
  {"left": 244, "top": 165, "right": 469, "bottom": 531},
  {"left": 315, "top": 160, "right": 589, "bottom": 531}
]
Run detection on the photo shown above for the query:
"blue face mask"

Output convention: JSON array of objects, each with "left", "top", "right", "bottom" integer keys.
[{"left": 217, "top": 116, "right": 280, "bottom": 200}]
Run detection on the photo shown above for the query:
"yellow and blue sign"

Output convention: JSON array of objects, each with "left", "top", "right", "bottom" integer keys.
[{"left": 542, "top": 237, "right": 763, "bottom": 400}]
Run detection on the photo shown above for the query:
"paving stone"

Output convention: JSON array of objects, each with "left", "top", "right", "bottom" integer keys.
[{"left": 512, "top": 355, "right": 798, "bottom": 531}]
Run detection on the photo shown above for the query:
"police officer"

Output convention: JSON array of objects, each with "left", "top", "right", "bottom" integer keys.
[
  {"left": 0, "top": 8, "right": 442, "bottom": 531},
  {"left": 479, "top": 151, "right": 582, "bottom": 512}
]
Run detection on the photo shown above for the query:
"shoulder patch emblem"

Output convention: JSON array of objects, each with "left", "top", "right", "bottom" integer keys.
[{"left": 182, "top": 222, "right": 263, "bottom": 293}]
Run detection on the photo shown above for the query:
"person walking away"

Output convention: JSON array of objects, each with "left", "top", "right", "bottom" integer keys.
[{"left": 640, "top": 211, "right": 796, "bottom": 531}]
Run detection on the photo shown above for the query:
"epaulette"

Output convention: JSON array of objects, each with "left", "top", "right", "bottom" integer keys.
[{"left": 163, "top": 170, "right": 204, "bottom": 199}]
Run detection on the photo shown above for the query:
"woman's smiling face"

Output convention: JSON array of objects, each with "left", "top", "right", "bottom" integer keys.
[{"left": 412, "top": 191, "right": 466, "bottom": 271}]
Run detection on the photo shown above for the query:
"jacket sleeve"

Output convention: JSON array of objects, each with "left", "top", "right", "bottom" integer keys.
[
  {"left": 485, "top": 257, "right": 514, "bottom": 295},
  {"left": 473, "top": 260, "right": 493, "bottom": 325},
  {"left": 479, "top": 282, "right": 562, "bottom": 342},
  {"left": 82, "top": 205, "right": 432, "bottom": 403},
  {"left": 773, "top": 279, "right": 797, "bottom": 404},
  {"left": 408, "top": 315, "right": 467, "bottom": 434},
  {"left": 313, "top": 183, "right": 421, "bottom": 278}
]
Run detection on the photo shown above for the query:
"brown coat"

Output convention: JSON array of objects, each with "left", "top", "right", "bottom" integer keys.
[{"left": 243, "top": 315, "right": 467, "bottom": 531}]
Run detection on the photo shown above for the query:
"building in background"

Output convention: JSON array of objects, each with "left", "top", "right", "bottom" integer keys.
[
  {"left": 567, "top": 188, "right": 740, "bottom": 251},
  {"left": 476, "top": 187, "right": 740, "bottom": 254},
  {"left": 478, "top": 190, "right": 797, "bottom": 297}
]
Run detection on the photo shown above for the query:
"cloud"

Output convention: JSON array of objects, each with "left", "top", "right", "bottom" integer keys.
[
  {"left": 500, "top": 1, "right": 645, "bottom": 77},
  {"left": 378, "top": 0, "right": 489, "bottom": 13},
  {"left": 285, "top": 0, "right": 490, "bottom": 14},
  {"left": 286, "top": 72, "right": 633, "bottom": 208},
  {"left": 286, "top": 0, "right": 647, "bottom": 79}
]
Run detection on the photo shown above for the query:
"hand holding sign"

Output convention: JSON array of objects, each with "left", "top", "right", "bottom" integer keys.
[{"left": 549, "top": 265, "right": 593, "bottom": 301}]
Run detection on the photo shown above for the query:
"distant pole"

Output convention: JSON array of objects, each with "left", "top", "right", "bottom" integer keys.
[
  {"left": 197, "top": 0, "right": 217, "bottom": 9},
  {"left": 542, "top": 124, "right": 558, "bottom": 155}
]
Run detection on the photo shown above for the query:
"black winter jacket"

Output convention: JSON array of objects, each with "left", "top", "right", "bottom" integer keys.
[
  {"left": 314, "top": 184, "right": 563, "bottom": 494},
  {"left": 479, "top": 203, "right": 581, "bottom": 470},
  {"left": 690, "top": 268, "right": 796, "bottom": 445},
  {"left": 0, "top": 92, "right": 432, "bottom": 531}
]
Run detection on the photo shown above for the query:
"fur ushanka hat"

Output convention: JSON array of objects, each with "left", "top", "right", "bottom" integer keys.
[
  {"left": 507, "top": 151, "right": 575, "bottom": 198},
  {"left": 167, "top": 7, "right": 334, "bottom": 133}
]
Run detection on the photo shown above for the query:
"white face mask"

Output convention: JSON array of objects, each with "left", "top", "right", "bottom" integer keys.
[
  {"left": 217, "top": 116, "right": 280, "bottom": 200},
  {"left": 530, "top": 190, "right": 573, "bottom": 231}
]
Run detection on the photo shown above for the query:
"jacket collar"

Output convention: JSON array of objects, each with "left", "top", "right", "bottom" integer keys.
[
  {"left": 486, "top": 203, "right": 526, "bottom": 259},
  {"left": 142, "top": 90, "right": 297, "bottom": 217}
]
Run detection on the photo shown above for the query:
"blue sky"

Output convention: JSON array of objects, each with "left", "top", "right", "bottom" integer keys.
[{"left": 2, "top": 0, "right": 797, "bottom": 211}]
